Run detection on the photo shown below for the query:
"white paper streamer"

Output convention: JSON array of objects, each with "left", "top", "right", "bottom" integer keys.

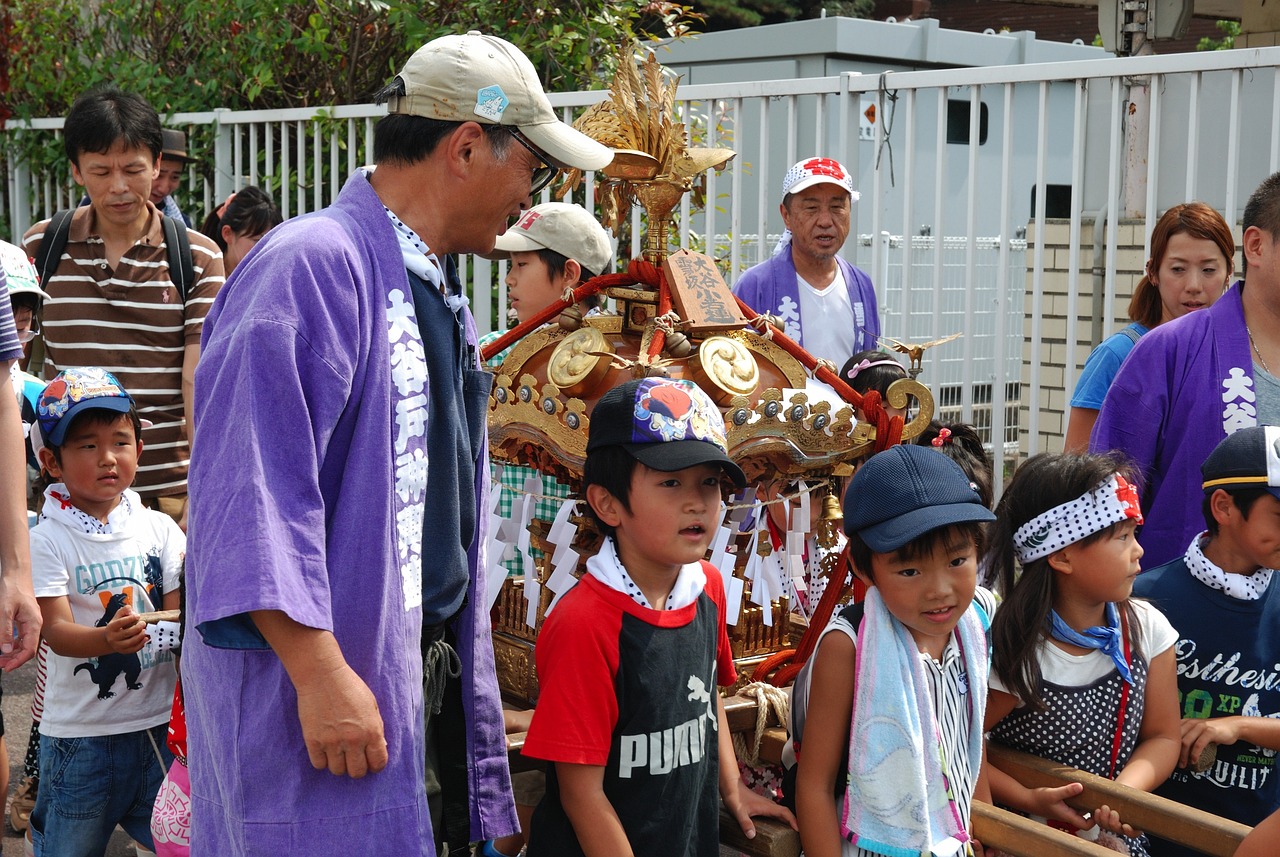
[
  {"left": 485, "top": 556, "right": 509, "bottom": 613},
  {"left": 516, "top": 476, "right": 540, "bottom": 579},
  {"left": 725, "top": 573, "right": 745, "bottom": 627},
  {"left": 524, "top": 578, "right": 542, "bottom": 628}
]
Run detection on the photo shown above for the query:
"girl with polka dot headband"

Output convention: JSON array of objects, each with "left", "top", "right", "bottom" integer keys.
[{"left": 983, "top": 453, "right": 1181, "bottom": 857}]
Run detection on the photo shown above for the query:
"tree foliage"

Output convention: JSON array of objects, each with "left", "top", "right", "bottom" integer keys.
[
  {"left": 0, "top": 0, "right": 701, "bottom": 239},
  {"left": 1197, "top": 20, "right": 1240, "bottom": 52},
  {"left": 1, "top": 0, "right": 701, "bottom": 120},
  {"left": 692, "top": 0, "right": 872, "bottom": 31}
]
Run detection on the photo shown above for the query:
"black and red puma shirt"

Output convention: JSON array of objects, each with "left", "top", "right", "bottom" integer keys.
[{"left": 523, "top": 562, "right": 736, "bottom": 857}]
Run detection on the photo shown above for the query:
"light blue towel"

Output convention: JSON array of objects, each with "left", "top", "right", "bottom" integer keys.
[{"left": 840, "top": 587, "right": 988, "bottom": 857}]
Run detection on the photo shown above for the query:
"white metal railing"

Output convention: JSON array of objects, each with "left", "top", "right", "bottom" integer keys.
[{"left": 8, "top": 45, "right": 1280, "bottom": 491}]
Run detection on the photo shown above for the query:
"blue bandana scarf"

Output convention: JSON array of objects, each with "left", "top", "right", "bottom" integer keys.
[{"left": 1049, "top": 602, "right": 1133, "bottom": 685}]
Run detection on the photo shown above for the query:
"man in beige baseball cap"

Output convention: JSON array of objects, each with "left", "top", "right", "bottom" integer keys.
[
  {"left": 386, "top": 31, "right": 611, "bottom": 181},
  {"left": 186, "top": 31, "right": 610, "bottom": 857}
]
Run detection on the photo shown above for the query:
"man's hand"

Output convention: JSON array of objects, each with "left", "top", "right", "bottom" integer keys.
[
  {"left": 295, "top": 661, "right": 388, "bottom": 778},
  {"left": 250, "top": 610, "right": 389, "bottom": 780},
  {"left": 0, "top": 579, "right": 40, "bottom": 670},
  {"left": 0, "top": 360, "right": 38, "bottom": 670}
]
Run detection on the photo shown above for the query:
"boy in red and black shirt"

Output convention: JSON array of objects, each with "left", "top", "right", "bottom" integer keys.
[{"left": 522, "top": 378, "right": 794, "bottom": 856}]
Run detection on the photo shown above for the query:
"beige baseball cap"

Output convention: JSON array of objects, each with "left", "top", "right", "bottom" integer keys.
[
  {"left": 488, "top": 203, "right": 614, "bottom": 275},
  {"left": 386, "top": 31, "right": 612, "bottom": 173}
]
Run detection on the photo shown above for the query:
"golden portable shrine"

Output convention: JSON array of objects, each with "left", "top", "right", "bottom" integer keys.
[{"left": 482, "top": 49, "right": 936, "bottom": 707}]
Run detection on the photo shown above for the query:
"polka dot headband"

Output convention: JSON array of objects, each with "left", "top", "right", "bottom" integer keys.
[{"left": 1013, "top": 473, "right": 1143, "bottom": 563}]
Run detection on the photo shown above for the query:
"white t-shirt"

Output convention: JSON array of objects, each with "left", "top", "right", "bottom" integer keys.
[
  {"left": 31, "top": 484, "right": 183, "bottom": 738},
  {"left": 796, "top": 266, "right": 857, "bottom": 366},
  {"left": 989, "top": 600, "right": 1177, "bottom": 701}
]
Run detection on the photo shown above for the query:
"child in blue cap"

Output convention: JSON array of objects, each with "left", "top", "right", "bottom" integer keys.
[
  {"left": 1135, "top": 426, "right": 1280, "bottom": 855},
  {"left": 787, "top": 443, "right": 996, "bottom": 857},
  {"left": 28, "top": 367, "right": 182, "bottom": 856}
]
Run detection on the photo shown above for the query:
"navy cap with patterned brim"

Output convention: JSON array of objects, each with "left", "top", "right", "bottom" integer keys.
[
  {"left": 587, "top": 378, "right": 746, "bottom": 490},
  {"left": 37, "top": 367, "right": 135, "bottom": 447},
  {"left": 844, "top": 444, "right": 994, "bottom": 552}
]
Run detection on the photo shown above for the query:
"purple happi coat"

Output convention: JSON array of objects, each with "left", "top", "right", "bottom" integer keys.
[
  {"left": 185, "top": 171, "right": 516, "bottom": 854},
  {"left": 1091, "top": 283, "right": 1256, "bottom": 567},
  {"left": 731, "top": 248, "right": 881, "bottom": 354}
]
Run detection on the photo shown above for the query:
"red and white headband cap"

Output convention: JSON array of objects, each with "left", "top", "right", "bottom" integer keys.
[{"left": 1013, "top": 473, "right": 1143, "bottom": 564}]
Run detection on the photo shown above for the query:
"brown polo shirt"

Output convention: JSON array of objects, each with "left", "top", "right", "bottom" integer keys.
[{"left": 24, "top": 203, "right": 225, "bottom": 498}]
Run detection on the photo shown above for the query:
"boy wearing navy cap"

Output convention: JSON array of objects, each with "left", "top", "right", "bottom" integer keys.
[
  {"left": 27, "top": 367, "right": 182, "bottom": 856},
  {"left": 521, "top": 377, "right": 794, "bottom": 856},
  {"left": 787, "top": 444, "right": 996, "bottom": 857},
  {"left": 1134, "top": 425, "right": 1280, "bottom": 854}
]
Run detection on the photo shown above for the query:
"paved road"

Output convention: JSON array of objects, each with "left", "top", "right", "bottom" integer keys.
[
  {"left": 0, "top": 664, "right": 749, "bottom": 857},
  {"left": 1, "top": 662, "right": 136, "bottom": 857}
]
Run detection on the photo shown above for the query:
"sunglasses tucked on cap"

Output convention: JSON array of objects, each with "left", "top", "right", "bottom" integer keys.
[
  {"left": 843, "top": 444, "right": 993, "bottom": 553},
  {"left": 1202, "top": 425, "right": 1280, "bottom": 501},
  {"left": 385, "top": 31, "right": 612, "bottom": 174},
  {"left": 588, "top": 378, "right": 747, "bottom": 490},
  {"left": 37, "top": 367, "right": 136, "bottom": 447}
]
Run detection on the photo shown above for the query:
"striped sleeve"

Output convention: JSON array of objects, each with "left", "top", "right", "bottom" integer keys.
[{"left": 183, "top": 229, "right": 224, "bottom": 345}]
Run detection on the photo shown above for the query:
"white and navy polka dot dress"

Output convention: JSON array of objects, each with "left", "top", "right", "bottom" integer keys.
[{"left": 990, "top": 646, "right": 1150, "bottom": 856}]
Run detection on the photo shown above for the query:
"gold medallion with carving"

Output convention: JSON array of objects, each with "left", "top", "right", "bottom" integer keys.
[
  {"left": 693, "top": 335, "right": 759, "bottom": 403},
  {"left": 547, "top": 326, "right": 613, "bottom": 397}
]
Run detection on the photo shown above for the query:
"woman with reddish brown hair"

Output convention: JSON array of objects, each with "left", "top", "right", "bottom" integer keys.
[{"left": 1064, "top": 202, "right": 1234, "bottom": 451}]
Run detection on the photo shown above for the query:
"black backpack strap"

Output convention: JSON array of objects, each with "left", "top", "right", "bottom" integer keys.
[
  {"left": 161, "top": 215, "right": 194, "bottom": 303},
  {"left": 33, "top": 209, "right": 75, "bottom": 290},
  {"left": 835, "top": 600, "right": 866, "bottom": 631}
]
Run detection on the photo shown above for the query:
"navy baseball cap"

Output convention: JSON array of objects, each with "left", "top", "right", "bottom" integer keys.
[
  {"left": 587, "top": 378, "right": 747, "bottom": 490},
  {"left": 37, "top": 367, "right": 136, "bottom": 447},
  {"left": 844, "top": 444, "right": 994, "bottom": 552},
  {"left": 1202, "top": 425, "right": 1280, "bottom": 500}
]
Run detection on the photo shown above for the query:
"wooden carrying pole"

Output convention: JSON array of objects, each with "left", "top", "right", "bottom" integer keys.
[
  {"left": 972, "top": 803, "right": 1123, "bottom": 857},
  {"left": 988, "top": 744, "right": 1251, "bottom": 857}
]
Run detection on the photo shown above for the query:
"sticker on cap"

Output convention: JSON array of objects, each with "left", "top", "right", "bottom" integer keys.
[
  {"left": 801, "top": 157, "right": 847, "bottom": 180},
  {"left": 475, "top": 85, "right": 510, "bottom": 122},
  {"left": 514, "top": 209, "right": 541, "bottom": 232}
]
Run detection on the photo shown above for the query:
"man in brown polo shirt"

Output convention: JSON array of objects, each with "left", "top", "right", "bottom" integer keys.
[{"left": 23, "top": 87, "right": 224, "bottom": 526}]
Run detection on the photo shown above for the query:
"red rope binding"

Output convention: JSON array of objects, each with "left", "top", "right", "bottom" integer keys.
[{"left": 479, "top": 260, "right": 662, "bottom": 365}]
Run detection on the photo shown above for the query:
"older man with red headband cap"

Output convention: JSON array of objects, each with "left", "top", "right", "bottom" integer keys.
[{"left": 733, "top": 157, "right": 880, "bottom": 366}]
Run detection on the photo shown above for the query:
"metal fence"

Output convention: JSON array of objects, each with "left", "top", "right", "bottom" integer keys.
[{"left": 9, "top": 44, "right": 1280, "bottom": 491}]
